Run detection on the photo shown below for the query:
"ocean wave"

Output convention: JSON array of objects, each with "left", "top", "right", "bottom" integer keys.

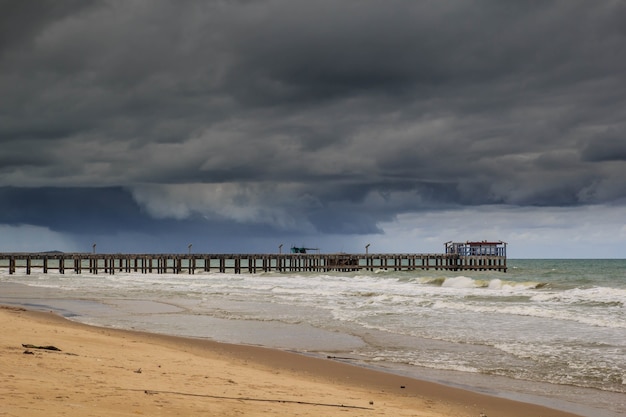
[
  {"left": 432, "top": 300, "right": 626, "bottom": 329},
  {"left": 420, "top": 276, "right": 546, "bottom": 290},
  {"left": 530, "top": 287, "right": 626, "bottom": 307}
]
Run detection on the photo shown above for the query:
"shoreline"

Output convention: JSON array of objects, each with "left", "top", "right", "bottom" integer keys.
[{"left": 0, "top": 304, "right": 586, "bottom": 417}]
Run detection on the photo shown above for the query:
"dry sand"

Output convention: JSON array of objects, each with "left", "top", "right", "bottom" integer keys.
[{"left": 0, "top": 305, "right": 582, "bottom": 417}]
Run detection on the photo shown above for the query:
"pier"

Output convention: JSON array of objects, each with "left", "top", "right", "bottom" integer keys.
[{"left": 0, "top": 248, "right": 507, "bottom": 275}]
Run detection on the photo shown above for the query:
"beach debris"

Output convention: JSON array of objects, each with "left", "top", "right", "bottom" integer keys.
[
  {"left": 23, "top": 350, "right": 34, "bottom": 355},
  {"left": 21, "top": 343, "right": 61, "bottom": 351},
  {"left": 326, "top": 355, "right": 356, "bottom": 361},
  {"left": 480, "top": 413, "right": 488, "bottom": 417},
  {"left": 134, "top": 368, "right": 142, "bottom": 374},
  {"left": 400, "top": 385, "right": 406, "bottom": 389}
]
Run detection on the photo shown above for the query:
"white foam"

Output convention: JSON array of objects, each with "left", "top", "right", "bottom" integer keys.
[
  {"left": 441, "top": 276, "right": 477, "bottom": 288},
  {"left": 530, "top": 286, "right": 626, "bottom": 307}
]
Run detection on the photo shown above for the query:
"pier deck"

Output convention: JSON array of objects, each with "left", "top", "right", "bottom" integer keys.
[{"left": 0, "top": 252, "right": 507, "bottom": 274}]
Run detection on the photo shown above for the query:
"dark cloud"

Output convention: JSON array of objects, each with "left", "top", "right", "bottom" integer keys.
[
  {"left": 1, "top": 1, "right": 625, "bottom": 250},
  {"left": 0, "top": 185, "right": 261, "bottom": 235},
  {"left": 0, "top": 187, "right": 148, "bottom": 234},
  {"left": 581, "top": 134, "right": 626, "bottom": 162},
  {"left": 0, "top": 1, "right": 101, "bottom": 57}
]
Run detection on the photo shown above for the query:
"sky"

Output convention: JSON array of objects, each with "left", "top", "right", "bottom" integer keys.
[{"left": 1, "top": 0, "right": 625, "bottom": 258}]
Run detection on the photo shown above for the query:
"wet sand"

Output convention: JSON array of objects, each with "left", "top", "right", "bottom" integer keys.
[{"left": 0, "top": 305, "right": 583, "bottom": 417}]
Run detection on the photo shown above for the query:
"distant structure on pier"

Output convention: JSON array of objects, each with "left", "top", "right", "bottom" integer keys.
[
  {"left": 445, "top": 241, "right": 507, "bottom": 257},
  {"left": 290, "top": 246, "right": 319, "bottom": 254}
]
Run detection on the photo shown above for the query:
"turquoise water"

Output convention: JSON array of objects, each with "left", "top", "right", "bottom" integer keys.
[{"left": 509, "top": 259, "right": 626, "bottom": 288}]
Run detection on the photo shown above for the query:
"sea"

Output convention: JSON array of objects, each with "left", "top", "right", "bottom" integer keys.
[{"left": 1, "top": 258, "right": 624, "bottom": 417}]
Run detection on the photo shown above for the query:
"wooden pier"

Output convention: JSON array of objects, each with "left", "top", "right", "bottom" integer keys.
[{"left": 0, "top": 251, "right": 507, "bottom": 275}]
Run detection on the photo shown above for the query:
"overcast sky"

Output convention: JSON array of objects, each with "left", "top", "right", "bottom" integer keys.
[{"left": 1, "top": 0, "right": 625, "bottom": 258}]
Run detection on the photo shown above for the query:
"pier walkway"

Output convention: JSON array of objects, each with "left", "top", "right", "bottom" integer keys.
[{"left": 0, "top": 252, "right": 507, "bottom": 274}]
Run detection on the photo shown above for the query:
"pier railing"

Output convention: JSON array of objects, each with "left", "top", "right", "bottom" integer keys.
[{"left": 0, "top": 252, "right": 507, "bottom": 274}]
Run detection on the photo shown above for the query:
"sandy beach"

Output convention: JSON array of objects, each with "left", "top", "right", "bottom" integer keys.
[{"left": 0, "top": 305, "right": 585, "bottom": 417}]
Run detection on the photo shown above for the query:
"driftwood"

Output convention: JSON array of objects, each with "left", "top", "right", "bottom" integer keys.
[
  {"left": 22, "top": 344, "right": 62, "bottom": 351},
  {"left": 326, "top": 355, "right": 356, "bottom": 360}
]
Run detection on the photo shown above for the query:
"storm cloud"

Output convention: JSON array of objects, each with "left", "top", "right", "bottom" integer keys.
[{"left": 1, "top": 1, "right": 625, "bottom": 256}]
